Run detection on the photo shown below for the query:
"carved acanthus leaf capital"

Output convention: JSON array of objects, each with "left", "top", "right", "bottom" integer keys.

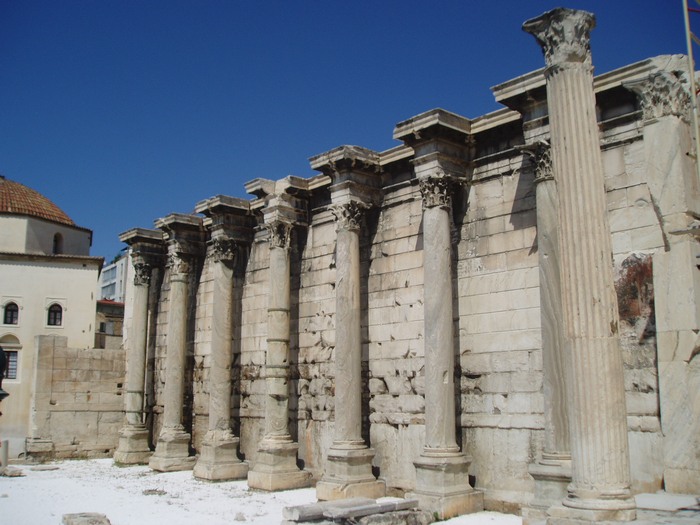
[
  {"left": 523, "top": 8, "right": 595, "bottom": 69},
  {"left": 331, "top": 201, "right": 369, "bottom": 232},
  {"left": 520, "top": 141, "right": 553, "bottom": 183},
  {"left": 210, "top": 236, "right": 238, "bottom": 264},
  {"left": 624, "top": 71, "right": 691, "bottom": 123},
  {"left": 166, "top": 243, "right": 191, "bottom": 275},
  {"left": 265, "top": 220, "right": 293, "bottom": 250},
  {"left": 419, "top": 175, "right": 456, "bottom": 210},
  {"left": 132, "top": 262, "right": 152, "bottom": 286}
]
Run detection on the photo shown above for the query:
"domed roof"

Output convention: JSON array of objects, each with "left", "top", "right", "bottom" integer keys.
[{"left": 0, "top": 175, "right": 74, "bottom": 226}]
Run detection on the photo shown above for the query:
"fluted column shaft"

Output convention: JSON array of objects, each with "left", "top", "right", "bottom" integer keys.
[
  {"left": 423, "top": 202, "right": 459, "bottom": 452},
  {"left": 532, "top": 148, "right": 571, "bottom": 460},
  {"left": 524, "top": 8, "right": 634, "bottom": 515},
  {"left": 549, "top": 60, "right": 631, "bottom": 503},
  {"left": 265, "top": 233, "right": 293, "bottom": 441},
  {"left": 125, "top": 276, "right": 149, "bottom": 426},
  {"left": 334, "top": 225, "right": 363, "bottom": 445},
  {"left": 163, "top": 271, "right": 188, "bottom": 430}
]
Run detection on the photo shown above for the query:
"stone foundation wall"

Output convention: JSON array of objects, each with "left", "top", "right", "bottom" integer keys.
[{"left": 27, "top": 335, "right": 125, "bottom": 460}]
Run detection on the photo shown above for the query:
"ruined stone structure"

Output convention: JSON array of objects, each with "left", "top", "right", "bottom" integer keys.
[{"left": 117, "top": 8, "right": 700, "bottom": 522}]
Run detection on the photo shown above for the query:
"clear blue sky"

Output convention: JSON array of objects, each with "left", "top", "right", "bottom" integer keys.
[{"left": 0, "top": 1, "right": 688, "bottom": 261}]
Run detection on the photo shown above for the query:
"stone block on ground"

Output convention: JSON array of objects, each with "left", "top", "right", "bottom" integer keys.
[
  {"left": 62, "top": 513, "right": 112, "bottom": 525},
  {"left": 0, "top": 466, "right": 25, "bottom": 477},
  {"left": 283, "top": 498, "right": 375, "bottom": 521}
]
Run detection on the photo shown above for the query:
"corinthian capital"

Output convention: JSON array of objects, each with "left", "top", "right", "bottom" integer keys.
[
  {"left": 519, "top": 141, "right": 553, "bottom": 183},
  {"left": 167, "top": 245, "right": 190, "bottom": 275},
  {"left": 132, "top": 262, "right": 152, "bottom": 286},
  {"left": 265, "top": 220, "right": 293, "bottom": 250},
  {"left": 523, "top": 8, "right": 595, "bottom": 68},
  {"left": 624, "top": 71, "right": 691, "bottom": 123},
  {"left": 419, "top": 175, "right": 454, "bottom": 210},
  {"left": 210, "top": 236, "right": 238, "bottom": 264},
  {"left": 331, "top": 201, "right": 369, "bottom": 232}
]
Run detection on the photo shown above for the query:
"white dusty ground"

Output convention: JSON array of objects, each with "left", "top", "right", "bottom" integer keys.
[{"left": 0, "top": 458, "right": 522, "bottom": 525}]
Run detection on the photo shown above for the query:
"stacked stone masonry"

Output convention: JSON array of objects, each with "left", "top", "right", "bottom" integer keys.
[
  {"left": 27, "top": 335, "right": 125, "bottom": 460},
  {"left": 116, "top": 7, "right": 700, "bottom": 522}
]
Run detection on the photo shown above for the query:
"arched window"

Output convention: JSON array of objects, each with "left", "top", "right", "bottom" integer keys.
[
  {"left": 3, "top": 302, "right": 18, "bottom": 325},
  {"left": 52, "top": 233, "right": 63, "bottom": 255},
  {"left": 47, "top": 303, "right": 63, "bottom": 326},
  {"left": 0, "top": 334, "right": 21, "bottom": 381}
]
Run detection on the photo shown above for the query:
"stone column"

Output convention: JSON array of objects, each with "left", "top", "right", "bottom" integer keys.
[
  {"left": 524, "top": 8, "right": 635, "bottom": 522},
  {"left": 149, "top": 245, "right": 196, "bottom": 472},
  {"left": 316, "top": 200, "right": 385, "bottom": 500},
  {"left": 520, "top": 142, "right": 572, "bottom": 522},
  {"left": 408, "top": 174, "right": 483, "bottom": 519},
  {"left": 194, "top": 236, "right": 248, "bottom": 480},
  {"left": 114, "top": 256, "right": 153, "bottom": 464},
  {"left": 248, "top": 218, "right": 311, "bottom": 491}
]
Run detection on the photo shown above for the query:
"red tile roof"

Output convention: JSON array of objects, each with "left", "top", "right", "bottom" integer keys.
[{"left": 0, "top": 175, "right": 74, "bottom": 226}]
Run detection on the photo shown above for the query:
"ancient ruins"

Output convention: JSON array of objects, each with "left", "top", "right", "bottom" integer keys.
[{"left": 111, "top": 7, "right": 700, "bottom": 524}]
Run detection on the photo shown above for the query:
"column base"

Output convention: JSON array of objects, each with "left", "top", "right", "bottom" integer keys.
[
  {"left": 149, "top": 428, "right": 195, "bottom": 472},
  {"left": 317, "top": 445, "right": 385, "bottom": 500},
  {"left": 547, "top": 503, "right": 636, "bottom": 524},
  {"left": 523, "top": 456, "right": 572, "bottom": 524},
  {"left": 193, "top": 431, "right": 248, "bottom": 481},
  {"left": 113, "top": 425, "right": 151, "bottom": 465},
  {"left": 247, "top": 438, "right": 312, "bottom": 491},
  {"left": 25, "top": 438, "right": 55, "bottom": 462},
  {"left": 407, "top": 451, "right": 483, "bottom": 519}
]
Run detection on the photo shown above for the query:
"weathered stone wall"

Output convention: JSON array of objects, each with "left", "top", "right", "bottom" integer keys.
[
  {"left": 27, "top": 335, "right": 125, "bottom": 460},
  {"left": 459, "top": 150, "right": 542, "bottom": 511}
]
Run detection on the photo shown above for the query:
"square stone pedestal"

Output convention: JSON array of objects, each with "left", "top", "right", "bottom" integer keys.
[
  {"left": 247, "top": 440, "right": 312, "bottom": 491},
  {"left": 407, "top": 453, "right": 483, "bottom": 520},
  {"left": 316, "top": 446, "right": 386, "bottom": 500},
  {"left": 113, "top": 425, "right": 152, "bottom": 465},
  {"left": 522, "top": 458, "right": 572, "bottom": 524},
  {"left": 148, "top": 429, "right": 195, "bottom": 472},
  {"left": 193, "top": 434, "right": 248, "bottom": 481}
]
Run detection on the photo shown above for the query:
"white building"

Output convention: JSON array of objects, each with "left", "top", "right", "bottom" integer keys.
[
  {"left": 0, "top": 175, "right": 103, "bottom": 458},
  {"left": 98, "top": 254, "right": 128, "bottom": 303}
]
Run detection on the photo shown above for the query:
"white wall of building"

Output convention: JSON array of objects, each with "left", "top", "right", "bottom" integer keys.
[
  {"left": 0, "top": 216, "right": 92, "bottom": 256},
  {"left": 1, "top": 257, "right": 101, "bottom": 458}
]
